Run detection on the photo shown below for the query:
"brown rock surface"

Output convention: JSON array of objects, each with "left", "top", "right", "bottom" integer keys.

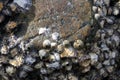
[{"left": 22, "top": 0, "right": 91, "bottom": 41}]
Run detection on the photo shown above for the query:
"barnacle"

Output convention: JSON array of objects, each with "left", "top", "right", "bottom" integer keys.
[{"left": 0, "top": 0, "right": 32, "bottom": 33}]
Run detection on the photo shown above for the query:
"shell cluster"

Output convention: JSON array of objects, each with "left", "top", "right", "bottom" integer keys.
[
  {"left": 0, "top": 0, "right": 120, "bottom": 80},
  {"left": 0, "top": 0, "right": 32, "bottom": 34}
]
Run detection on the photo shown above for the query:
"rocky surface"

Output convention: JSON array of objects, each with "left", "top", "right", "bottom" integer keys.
[
  {"left": 24, "top": 0, "right": 91, "bottom": 41},
  {"left": 0, "top": 0, "right": 120, "bottom": 80}
]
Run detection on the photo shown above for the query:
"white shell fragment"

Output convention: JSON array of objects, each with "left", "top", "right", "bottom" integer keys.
[{"left": 51, "top": 32, "right": 60, "bottom": 41}]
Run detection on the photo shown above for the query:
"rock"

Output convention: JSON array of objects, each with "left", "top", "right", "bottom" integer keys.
[{"left": 24, "top": 0, "right": 91, "bottom": 41}]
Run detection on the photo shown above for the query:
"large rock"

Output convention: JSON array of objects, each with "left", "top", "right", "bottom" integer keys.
[{"left": 23, "top": 0, "right": 91, "bottom": 41}]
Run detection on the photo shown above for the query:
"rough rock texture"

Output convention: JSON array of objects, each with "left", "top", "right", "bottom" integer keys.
[{"left": 23, "top": 0, "right": 91, "bottom": 41}]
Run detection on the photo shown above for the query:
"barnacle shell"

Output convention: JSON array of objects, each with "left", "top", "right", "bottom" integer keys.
[
  {"left": 73, "top": 39, "right": 84, "bottom": 49},
  {"left": 82, "top": 66, "right": 91, "bottom": 73},
  {"left": 80, "top": 58, "right": 91, "bottom": 67},
  {"left": 51, "top": 32, "right": 60, "bottom": 41},
  {"left": 9, "top": 55, "right": 23, "bottom": 67},
  {"left": 62, "top": 40, "right": 70, "bottom": 47},
  {"left": 43, "top": 39, "right": 51, "bottom": 48},
  {"left": 60, "top": 47, "right": 76, "bottom": 58},
  {"left": 6, "top": 66, "right": 16, "bottom": 76},
  {"left": 0, "top": 45, "right": 9, "bottom": 55},
  {"left": 51, "top": 42, "right": 57, "bottom": 48},
  {"left": 49, "top": 53, "right": 60, "bottom": 61},
  {"left": 79, "top": 55, "right": 91, "bottom": 67},
  {"left": 57, "top": 44, "right": 64, "bottom": 52}
]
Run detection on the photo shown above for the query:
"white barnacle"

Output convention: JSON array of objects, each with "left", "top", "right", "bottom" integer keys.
[
  {"left": 43, "top": 39, "right": 51, "bottom": 48},
  {"left": 94, "top": 13, "right": 100, "bottom": 20},
  {"left": 38, "top": 27, "right": 51, "bottom": 36},
  {"left": 51, "top": 32, "right": 60, "bottom": 41}
]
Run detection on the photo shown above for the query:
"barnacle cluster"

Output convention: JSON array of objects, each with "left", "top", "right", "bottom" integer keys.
[
  {"left": 0, "top": 0, "right": 120, "bottom": 80},
  {"left": 0, "top": 0, "right": 32, "bottom": 34}
]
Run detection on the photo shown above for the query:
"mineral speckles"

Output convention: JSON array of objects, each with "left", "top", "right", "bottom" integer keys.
[{"left": 28, "top": 0, "right": 91, "bottom": 41}]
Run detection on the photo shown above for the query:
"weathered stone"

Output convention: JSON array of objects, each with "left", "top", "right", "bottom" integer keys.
[{"left": 23, "top": 0, "right": 91, "bottom": 41}]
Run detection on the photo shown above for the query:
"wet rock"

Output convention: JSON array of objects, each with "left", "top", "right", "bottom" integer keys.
[{"left": 25, "top": 0, "right": 91, "bottom": 41}]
